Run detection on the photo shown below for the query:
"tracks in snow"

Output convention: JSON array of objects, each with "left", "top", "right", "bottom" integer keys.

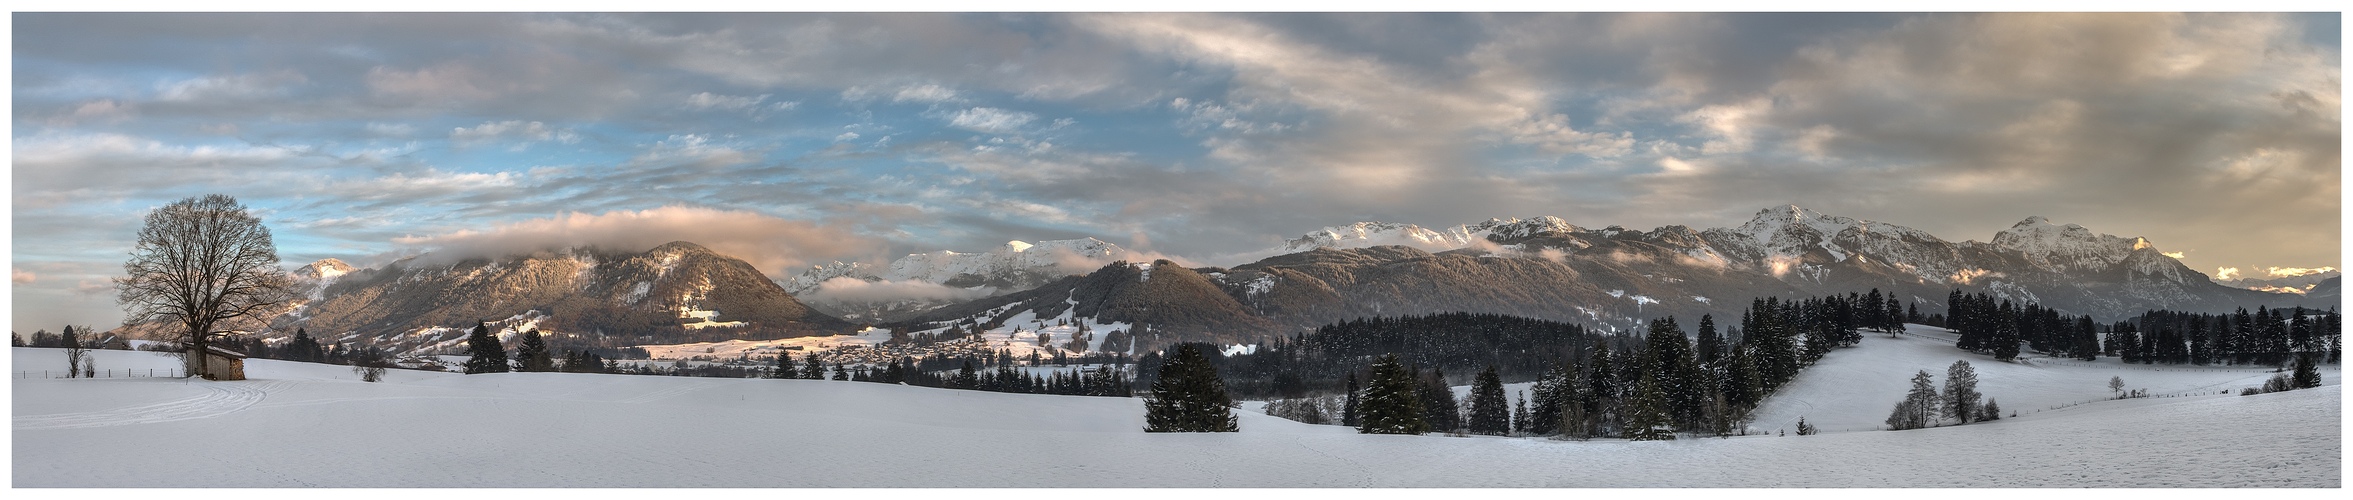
[{"left": 14, "top": 379, "right": 290, "bottom": 430}]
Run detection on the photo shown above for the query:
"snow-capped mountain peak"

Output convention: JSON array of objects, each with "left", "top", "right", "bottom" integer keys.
[
  {"left": 1990, "top": 216, "right": 2141, "bottom": 273},
  {"left": 1468, "top": 216, "right": 1583, "bottom": 241},
  {"left": 294, "top": 258, "right": 355, "bottom": 280},
  {"left": 1278, "top": 221, "right": 1477, "bottom": 254}
]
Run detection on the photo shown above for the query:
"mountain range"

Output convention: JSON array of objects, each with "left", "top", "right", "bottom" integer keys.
[
  {"left": 887, "top": 205, "right": 2324, "bottom": 351},
  {"left": 126, "top": 205, "right": 2326, "bottom": 356}
]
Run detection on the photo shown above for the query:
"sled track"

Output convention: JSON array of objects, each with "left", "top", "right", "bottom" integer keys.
[{"left": 13, "top": 379, "right": 289, "bottom": 430}]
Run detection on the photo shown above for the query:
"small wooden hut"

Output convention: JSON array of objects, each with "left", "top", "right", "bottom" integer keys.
[{"left": 183, "top": 343, "right": 248, "bottom": 380}]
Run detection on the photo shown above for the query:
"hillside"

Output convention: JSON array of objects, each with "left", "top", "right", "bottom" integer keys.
[
  {"left": 13, "top": 347, "right": 2336, "bottom": 487},
  {"left": 203, "top": 242, "right": 851, "bottom": 354}
]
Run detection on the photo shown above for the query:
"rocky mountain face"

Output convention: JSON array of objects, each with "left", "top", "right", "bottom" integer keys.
[
  {"left": 898, "top": 205, "right": 2321, "bottom": 351},
  {"left": 783, "top": 238, "right": 1127, "bottom": 322},
  {"left": 290, "top": 258, "right": 356, "bottom": 299},
  {"left": 272, "top": 241, "right": 848, "bottom": 354}
]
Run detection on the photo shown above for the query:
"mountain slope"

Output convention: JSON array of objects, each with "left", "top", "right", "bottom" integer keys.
[{"left": 285, "top": 241, "right": 848, "bottom": 353}]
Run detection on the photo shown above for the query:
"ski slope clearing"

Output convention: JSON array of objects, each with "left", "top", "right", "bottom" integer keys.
[
  {"left": 1748, "top": 323, "right": 2336, "bottom": 434},
  {"left": 13, "top": 347, "right": 2338, "bottom": 487}
]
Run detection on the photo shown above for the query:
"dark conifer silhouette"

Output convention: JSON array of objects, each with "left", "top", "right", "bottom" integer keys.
[
  {"left": 461, "top": 322, "right": 509, "bottom": 374},
  {"left": 1143, "top": 344, "right": 1238, "bottom": 432},
  {"left": 1467, "top": 365, "right": 1510, "bottom": 435},
  {"left": 1357, "top": 354, "right": 1427, "bottom": 435}
]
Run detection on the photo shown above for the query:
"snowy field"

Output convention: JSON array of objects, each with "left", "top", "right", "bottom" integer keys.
[
  {"left": 1747, "top": 323, "right": 2335, "bottom": 434},
  {"left": 12, "top": 345, "right": 2339, "bottom": 487}
]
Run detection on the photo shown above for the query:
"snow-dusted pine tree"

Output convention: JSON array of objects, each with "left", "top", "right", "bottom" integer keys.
[
  {"left": 1623, "top": 370, "right": 1676, "bottom": 441},
  {"left": 1357, "top": 354, "right": 1427, "bottom": 435},
  {"left": 1468, "top": 365, "right": 1510, "bottom": 436}
]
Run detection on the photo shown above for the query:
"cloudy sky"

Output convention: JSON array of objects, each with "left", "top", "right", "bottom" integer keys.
[{"left": 9, "top": 12, "right": 2342, "bottom": 333}]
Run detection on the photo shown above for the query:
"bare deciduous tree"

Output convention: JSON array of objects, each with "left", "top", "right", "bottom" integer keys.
[
  {"left": 62, "top": 326, "right": 90, "bottom": 379},
  {"left": 113, "top": 194, "right": 293, "bottom": 379}
]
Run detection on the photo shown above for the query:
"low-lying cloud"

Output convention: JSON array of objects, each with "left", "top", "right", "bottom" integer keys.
[
  {"left": 2266, "top": 266, "right": 2337, "bottom": 278},
  {"left": 797, "top": 277, "right": 999, "bottom": 305},
  {"left": 393, "top": 206, "right": 882, "bottom": 277}
]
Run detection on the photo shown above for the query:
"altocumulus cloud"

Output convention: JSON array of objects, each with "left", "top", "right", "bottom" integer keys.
[{"left": 392, "top": 206, "right": 883, "bottom": 277}]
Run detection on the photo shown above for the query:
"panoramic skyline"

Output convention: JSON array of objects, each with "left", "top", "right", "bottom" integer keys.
[{"left": 11, "top": 12, "right": 2343, "bottom": 333}]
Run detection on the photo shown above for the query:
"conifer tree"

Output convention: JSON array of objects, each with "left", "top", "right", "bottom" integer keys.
[
  {"left": 1341, "top": 373, "right": 1362, "bottom": 428},
  {"left": 461, "top": 322, "right": 509, "bottom": 374},
  {"left": 1646, "top": 318, "right": 1704, "bottom": 431},
  {"left": 1942, "top": 360, "right": 1980, "bottom": 425},
  {"left": 772, "top": 352, "right": 799, "bottom": 379},
  {"left": 1585, "top": 343, "right": 1619, "bottom": 437},
  {"left": 1421, "top": 367, "right": 1462, "bottom": 433},
  {"left": 956, "top": 359, "right": 979, "bottom": 389},
  {"left": 1468, "top": 365, "right": 1511, "bottom": 436},
  {"left": 513, "top": 330, "right": 555, "bottom": 372},
  {"left": 1979, "top": 398, "right": 2001, "bottom": 422},
  {"left": 1357, "top": 354, "right": 1427, "bottom": 435},
  {"left": 1623, "top": 370, "right": 1675, "bottom": 441},
  {"left": 802, "top": 353, "right": 826, "bottom": 380},
  {"left": 1143, "top": 344, "right": 1238, "bottom": 432},
  {"left": 2291, "top": 353, "right": 2322, "bottom": 389},
  {"left": 1992, "top": 301, "right": 2022, "bottom": 360},
  {"left": 1513, "top": 391, "right": 1530, "bottom": 436},
  {"left": 1696, "top": 315, "right": 1722, "bottom": 364}
]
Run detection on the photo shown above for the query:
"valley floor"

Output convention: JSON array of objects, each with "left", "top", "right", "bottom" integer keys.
[{"left": 11, "top": 341, "right": 2340, "bottom": 487}]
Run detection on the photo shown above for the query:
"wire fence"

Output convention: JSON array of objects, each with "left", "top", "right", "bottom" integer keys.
[{"left": 17, "top": 368, "right": 182, "bottom": 379}]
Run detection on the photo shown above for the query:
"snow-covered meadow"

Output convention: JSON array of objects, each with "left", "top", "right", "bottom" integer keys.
[
  {"left": 12, "top": 334, "right": 2339, "bottom": 487},
  {"left": 1746, "top": 323, "right": 2331, "bottom": 434}
]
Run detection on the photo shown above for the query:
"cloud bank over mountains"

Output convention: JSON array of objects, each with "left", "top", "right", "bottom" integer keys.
[{"left": 11, "top": 13, "right": 2339, "bottom": 332}]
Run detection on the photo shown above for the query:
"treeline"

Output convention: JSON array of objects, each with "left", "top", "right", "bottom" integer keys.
[
  {"left": 1258, "top": 293, "right": 1876, "bottom": 438},
  {"left": 456, "top": 320, "right": 1137, "bottom": 397},
  {"left": 1945, "top": 290, "right": 2078, "bottom": 361},
  {"left": 14, "top": 325, "right": 113, "bottom": 349},
  {"left": 2121, "top": 306, "right": 2340, "bottom": 366},
  {"left": 1942, "top": 289, "right": 2343, "bottom": 366},
  {"left": 758, "top": 350, "right": 1132, "bottom": 397}
]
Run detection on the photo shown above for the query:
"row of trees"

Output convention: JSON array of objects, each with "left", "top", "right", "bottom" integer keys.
[
  {"left": 15, "top": 325, "right": 109, "bottom": 349},
  {"left": 1316, "top": 295, "right": 1863, "bottom": 439},
  {"left": 2121, "top": 307, "right": 2341, "bottom": 366},
  {"left": 462, "top": 323, "right": 613, "bottom": 374},
  {"left": 1941, "top": 290, "right": 2343, "bottom": 367}
]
